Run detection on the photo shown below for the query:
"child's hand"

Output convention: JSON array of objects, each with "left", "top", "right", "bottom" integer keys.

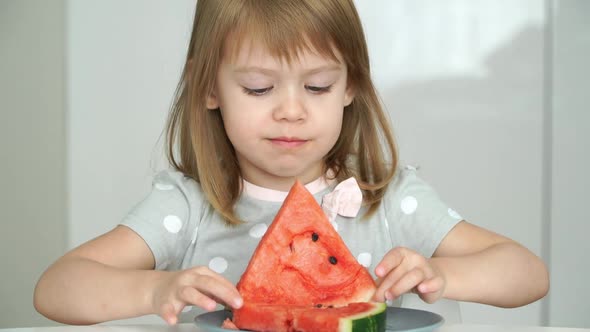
[
  {"left": 373, "top": 247, "right": 445, "bottom": 304},
  {"left": 151, "top": 266, "right": 243, "bottom": 325}
]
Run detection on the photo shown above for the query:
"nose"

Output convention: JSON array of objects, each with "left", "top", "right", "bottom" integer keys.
[{"left": 272, "top": 88, "right": 306, "bottom": 122}]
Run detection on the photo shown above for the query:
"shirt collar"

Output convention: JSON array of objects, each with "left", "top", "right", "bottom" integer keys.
[{"left": 242, "top": 175, "right": 335, "bottom": 202}]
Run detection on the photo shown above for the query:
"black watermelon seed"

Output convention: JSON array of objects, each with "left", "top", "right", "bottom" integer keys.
[
  {"left": 328, "top": 305, "right": 334, "bottom": 308},
  {"left": 315, "top": 304, "right": 323, "bottom": 308},
  {"left": 329, "top": 256, "right": 337, "bottom": 265},
  {"left": 311, "top": 232, "right": 319, "bottom": 242}
]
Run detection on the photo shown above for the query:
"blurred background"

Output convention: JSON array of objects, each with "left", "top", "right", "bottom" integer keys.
[{"left": 1, "top": 0, "right": 588, "bottom": 328}]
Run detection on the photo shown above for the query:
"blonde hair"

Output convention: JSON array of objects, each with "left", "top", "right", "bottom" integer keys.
[{"left": 166, "top": 0, "right": 397, "bottom": 225}]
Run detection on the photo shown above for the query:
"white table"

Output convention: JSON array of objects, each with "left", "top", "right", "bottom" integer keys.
[{"left": 1, "top": 324, "right": 589, "bottom": 332}]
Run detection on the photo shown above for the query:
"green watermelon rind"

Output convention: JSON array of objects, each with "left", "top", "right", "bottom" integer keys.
[{"left": 338, "top": 302, "right": 387, "bottom": 332}]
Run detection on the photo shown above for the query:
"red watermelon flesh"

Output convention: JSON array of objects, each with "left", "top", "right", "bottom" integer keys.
[
  {"left": 233, "top": 180, "right": 381, "bottom": 331},
  {"left": 233, "top": 302, "right": 386, "bottom": 332}
]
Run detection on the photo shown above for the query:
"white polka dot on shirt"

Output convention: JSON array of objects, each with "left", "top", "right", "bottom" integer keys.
[
  {"left": 154, "top": 182, "right": 174, "bottom": 191},
  {"left": 357, "top": 252, "right": 372, "bottom": 267},
  {"left": 209, "top": 257, "right": 228, "bottom": 273},
  {"left": 163, "top": 215, "right": 183, "bottom": 233},
  {"left": 448, "top": 208, "right": 462, "bottom": 220},
  {"left": 249, "top": 223, "right": 267, "bottom": 238},
  {"left": 401, "top": 196, "right": 418, "bottom": 214}
]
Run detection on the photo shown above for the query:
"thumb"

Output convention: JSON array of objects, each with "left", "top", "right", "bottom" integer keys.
[
  {"left": 160, "top": 303, "right": 179, "bottom": 325},
  {"left": 417, "top": 276, "right": 444, "bottom": 294}
]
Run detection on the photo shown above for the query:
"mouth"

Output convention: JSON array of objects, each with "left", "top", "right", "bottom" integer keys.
[{"left": 269, "top": 137, "right": 308, "bottom": 148}]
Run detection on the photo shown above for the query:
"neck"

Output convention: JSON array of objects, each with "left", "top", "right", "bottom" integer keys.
[{"left": 241, "top": 166, "right": 324, "bottom": 192}]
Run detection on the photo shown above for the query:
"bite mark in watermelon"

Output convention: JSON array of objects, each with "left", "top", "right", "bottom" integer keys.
[{"left": 233, "top": 180, "right": 386, "bottom": 331}]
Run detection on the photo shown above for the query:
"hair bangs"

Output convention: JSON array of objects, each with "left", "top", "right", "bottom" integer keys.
[{"left": 225, "top": 1, "right": 341, "bottom": 65}]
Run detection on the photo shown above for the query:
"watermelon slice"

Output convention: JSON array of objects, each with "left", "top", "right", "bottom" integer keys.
[
  {"left": 233, "top": 302, "right": 386, "bottom": 332},
  {"left": 233, "top": 180, "right": 386, "bottom": 332}
]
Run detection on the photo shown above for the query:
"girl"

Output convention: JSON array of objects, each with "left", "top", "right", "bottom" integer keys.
[{"left": 34, "top": 0, "right": 549, "bottom": 326}]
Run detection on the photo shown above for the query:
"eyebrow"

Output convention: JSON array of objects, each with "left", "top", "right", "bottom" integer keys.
[{"left": 233, "top": 64, "right": 343, "bottom": 76}]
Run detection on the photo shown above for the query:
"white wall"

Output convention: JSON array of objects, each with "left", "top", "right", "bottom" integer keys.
[
  {"left": 355, "top": 0, "right": 546, "bottom": 325},
  {"left": 67, "top": 0, "right": 195, "bottom": 248},
  {"left": 549, "top": 0, "right": 590, "bottom": 327},
  {"left": 0, "top": 0, "right": 67, "bottom": 328}
]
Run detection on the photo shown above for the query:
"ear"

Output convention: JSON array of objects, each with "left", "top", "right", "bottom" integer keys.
[
  {"left": 206, "top": 89, "right": 219, "bottom": 109},
  {"left": 187, "top": 58, "right": 220, "bottom": 110},
  {"left": 343, "top": 84, "right": 355, "bottom": 107}
]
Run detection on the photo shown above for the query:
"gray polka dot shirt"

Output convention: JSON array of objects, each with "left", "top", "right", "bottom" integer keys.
[{"left": 120, "top": 167, "right": 462, "bottom": 317}]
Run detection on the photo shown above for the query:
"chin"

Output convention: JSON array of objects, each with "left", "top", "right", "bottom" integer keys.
[{"left": 270, "top": 166, "right": 321, "bottom": 181}]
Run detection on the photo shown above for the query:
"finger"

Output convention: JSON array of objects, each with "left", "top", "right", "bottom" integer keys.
[
  {"left": 417, "top": 275, "right": 444, "bottom": 294},
  {"left": 200, "top": 279, "right": 243, "bottom": 309},
  {"left": 188, "top": 268, "right": 243, "bottom": 308},
  {"left": 179, "top": 285, "right": 217, "bottom": 311},
  {"left": 374, "top": 262, "right": 410, "bottom": 302},
  {"left": 188, "top": 274, "right": 243, "bottom": 309},
  {"left": 387, "top": 267, "right": 427, "bottom": 299},
  {"left": 159, "top": 303, "right": 178, "bottom": 325},
  {"left": 375, "top": 249, "right": 421, "bottom": 301},
  {"left": 190, "top": 267, "right": 232, "bottom": 284},
  {"left": 374, "top": 248, "right": 406, "bottom": 278},
  {"left": 190, "top": 267, "right": 242, "bottom": 298}
]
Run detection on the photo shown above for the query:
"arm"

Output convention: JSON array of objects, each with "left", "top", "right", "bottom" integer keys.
[
  {"left": 374, "top": 221, "right": 549, "bottom": 307},
  {"left": 34, "top": 225, "right": 242, "bottom": 325},
  {"left": 431, "top": 221, "right": 549, "bottom": 307},
  {"left": 34, "top": 226, "right": 158, "bottom": 324}
]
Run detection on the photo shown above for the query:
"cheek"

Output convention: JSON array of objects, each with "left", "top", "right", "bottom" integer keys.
[
  {"left": 219, "top": 108, "right": 260, "bottom": 145},
  {"left": 320, "top": 101, "right": 345, "bottom": 129},
  {"left": 220, "top": 112, "right": 245, "bottom": 136},
  {"left": 328, "top": 114, "right": 344, "bottom": 142},
  {"left": 219, "top": 93, "right": 271, "bottom": 130},
  {"left": 314, "top": 109, "right": 344, "bottom": 147}
]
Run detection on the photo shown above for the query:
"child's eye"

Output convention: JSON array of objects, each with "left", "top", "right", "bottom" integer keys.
[
  {"left": 305, "top": 85, "right": 333, "bottom": 94},
  {"left": 243, "top": 87, "right": 273, "bottom": 96}
]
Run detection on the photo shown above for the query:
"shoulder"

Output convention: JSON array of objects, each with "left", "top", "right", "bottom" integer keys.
[
  {"left": 120, "top": 170, "right": 209, "bottom": 270},
  {"left": 382, "top": 165, "right": 457, "bottom": 218},
  {"left": 151, "top": 169, "right": 206, "bottom": 202},
  {"left": 381, "top": 165, "right": 463, "bottom": 257},
  {"left": 127, "top": 169, "right": 210, "bottom": 226},
  {"left": 384, "top": 165, "right": 432, "bottom": 199}
]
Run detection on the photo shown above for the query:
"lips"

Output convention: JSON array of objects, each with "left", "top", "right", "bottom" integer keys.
[{"left": 269, "top": 137, "right": 308, "bottom": 148}]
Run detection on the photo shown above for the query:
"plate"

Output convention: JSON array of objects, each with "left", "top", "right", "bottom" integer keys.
[{"left": 194, "top": 307, "right": 444, "bottom": 332}]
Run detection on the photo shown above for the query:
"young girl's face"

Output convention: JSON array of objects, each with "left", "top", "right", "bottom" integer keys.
[{"left": 208, "top": 38, "right": 354, "bottom": 191}]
